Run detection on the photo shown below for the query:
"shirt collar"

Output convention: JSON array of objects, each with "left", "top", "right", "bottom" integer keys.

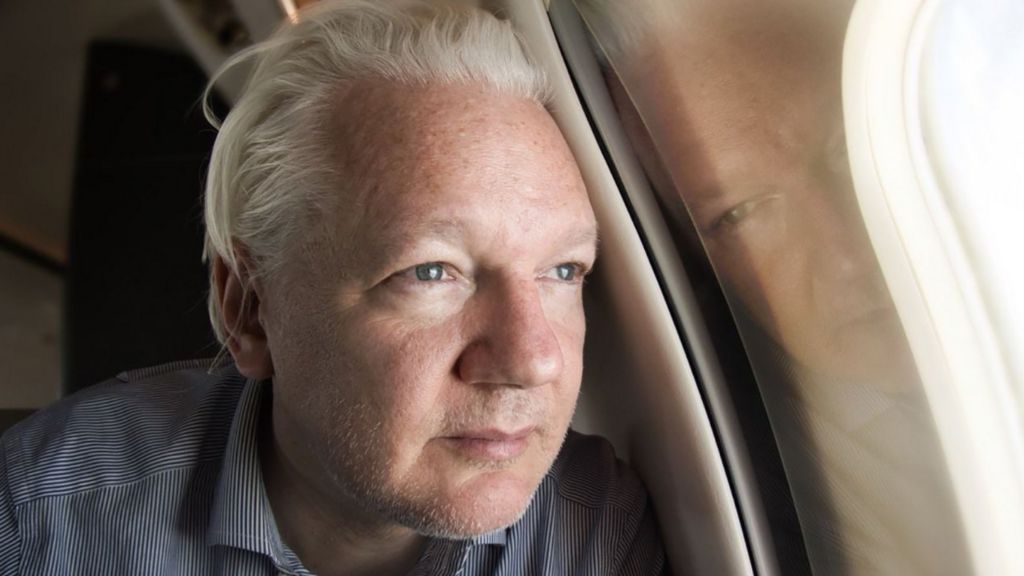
[
  {"left": 408, "top": 529, "right": 507, "bottom": 576},
  {"left": 472, "top": 527, "right": 508, "bottom": 546},
  {"left": 793, "top": 366, "right": 921, "bottom": 433},
  {"left": 207, "top": 376, "right": 296, "bottom": 568}
]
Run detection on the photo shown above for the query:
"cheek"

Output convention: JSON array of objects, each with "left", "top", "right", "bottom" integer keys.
[
  {"left": 552, "top": 302, "right": 587, "bottom": 403},
  {"left": 708, "top": 241, "right": 774, "bottom": 312},
  {"left": 346, "top": 314, "right": 467, "bottom": 433},
  {"left": 545, "top": 288, "right": 588, "bottom": 338},
  {"left": 561, "top": 316, "right": 587, "bottom": 377},
  {"left": 708, "top": 237, "right": 812, "bottom": 342}
]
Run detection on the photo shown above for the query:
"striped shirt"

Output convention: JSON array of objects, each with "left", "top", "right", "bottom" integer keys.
[{"left": 1, "top": 360, "right": 665, "bottom": 575}]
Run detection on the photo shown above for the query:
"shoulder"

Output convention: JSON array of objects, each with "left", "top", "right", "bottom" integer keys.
[
  {"left": 543, "top": 429, "right": 648, "bottom": 515},
  {"left": 513, "top": 430, "right": 666, "bottom": 574},
  {"left": 1, "top": 359, "right": 247, "bottom": 506}
]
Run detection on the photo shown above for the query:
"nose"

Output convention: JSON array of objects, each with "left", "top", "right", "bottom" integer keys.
[
  {"left": 456, "top": 278, "right": 564, "bottom": 389},
  {"left": 806, "top": 182, "right": 877, "bottom": 282}
]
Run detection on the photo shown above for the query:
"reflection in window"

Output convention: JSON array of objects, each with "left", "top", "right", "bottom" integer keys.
[{"left": 572, "top": 0, "right": 971, "bottom": 573}]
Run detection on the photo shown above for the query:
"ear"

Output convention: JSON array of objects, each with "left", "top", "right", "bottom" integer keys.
[{"left": 213, "top": 254, "right": 275, "bottom": 379}]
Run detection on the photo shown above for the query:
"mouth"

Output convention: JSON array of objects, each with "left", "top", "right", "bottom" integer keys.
[
  {"left": 441, "top": 426, "right": 536, "bottom": 461},
  {"left": 838, "top": 301, "right": 900, "bottom": 331}
]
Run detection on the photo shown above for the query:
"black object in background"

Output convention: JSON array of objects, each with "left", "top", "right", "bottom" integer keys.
[{"left": 65, "top": 42, "right": 222, "bottom": 395}]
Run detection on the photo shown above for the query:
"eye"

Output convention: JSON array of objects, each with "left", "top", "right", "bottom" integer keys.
[
  {"left": 712, "top": 194, "right": 781, "bottom": 230},
  {"left": 544, "top": 263, "right": 588, "bottom": 283},
  {"left": 388, "top": 262, "right": 458, "bottom": 287},
  {"left": 413, "top": 262, "right": 449, "bottom": 282}
]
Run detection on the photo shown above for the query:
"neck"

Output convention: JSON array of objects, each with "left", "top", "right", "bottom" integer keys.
[{"left": 259, "top": 396, "right": 427, "bottom": 576}]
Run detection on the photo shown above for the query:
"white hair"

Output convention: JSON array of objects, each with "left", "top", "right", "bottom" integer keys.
[{"left": 203, "top": 0, "right": 549, "bottom": 344}]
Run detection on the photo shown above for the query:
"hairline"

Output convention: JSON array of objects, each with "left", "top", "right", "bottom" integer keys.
[{"left": 202, "top": 0, "right": 551, "bottom": 345}]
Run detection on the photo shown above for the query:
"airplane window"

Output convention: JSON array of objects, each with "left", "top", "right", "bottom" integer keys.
[{"left": 571, "top": 0, "right": 973, "bottom": 573}]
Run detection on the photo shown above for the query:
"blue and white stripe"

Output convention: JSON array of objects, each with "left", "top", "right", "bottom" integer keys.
[{"left": 1, "top": 360, "right": 664, "bottom": 575}]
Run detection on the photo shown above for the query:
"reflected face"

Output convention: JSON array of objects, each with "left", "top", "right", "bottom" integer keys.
[
  {"left": 262, "top": 81, "right": 597, "bottom": 537},
  {"left": 613, "top": 5, "right": 903, "bottom": 380}
]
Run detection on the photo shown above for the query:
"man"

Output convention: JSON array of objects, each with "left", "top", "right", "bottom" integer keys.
[
  {"left": 575, "top": 0, "right": 969, "bottom": 574},
  {"left": 0, "top": 2, "right": 665, "bottom": 574},
  {"left": 581, "top": 0, "right": 902, "bottom": 385}
]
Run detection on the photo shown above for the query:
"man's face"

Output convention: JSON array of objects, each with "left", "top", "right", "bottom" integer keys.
[
  {"left": 260, "top": 81, "right": 597, "bottom": 537},
  {"left": 612, "top": 3, "right": 905, "bottom": 381}
]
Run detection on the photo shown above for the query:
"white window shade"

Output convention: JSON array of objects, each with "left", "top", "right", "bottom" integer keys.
[
  {"left": 920, "top": 0, "right": 1024, "bottom": 417},
  {"left": 843, "top": 0, "right": 1024, "bottom": 573}
]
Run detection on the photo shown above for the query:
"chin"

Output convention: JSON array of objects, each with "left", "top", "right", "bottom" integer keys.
[
  {"left": 797, "top": 343, "right": 908, "bottom": 388},
  {"left": 396, "top": 470, "right": 540, "bottom": 539},
  {"left": 375, "top": 429, "right": 569, "bottom": 538}
]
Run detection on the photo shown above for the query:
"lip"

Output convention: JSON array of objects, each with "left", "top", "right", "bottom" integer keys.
[
  {"left": 838, "top": 302, "right": 899, "bottom": 330},
  {"left": 442, "top": 426, "right": 535, "bottom": 461}
]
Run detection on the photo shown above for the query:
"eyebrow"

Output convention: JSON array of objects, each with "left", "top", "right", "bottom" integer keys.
[
  {"left": 370, "top": 216, "right": 468, "bottom": 255},
  {"left": 364, "top": 215, "right": 600, "bottom": 263},
  {"left": 565, "top": 226, "right": 601, "bottom": 255}
]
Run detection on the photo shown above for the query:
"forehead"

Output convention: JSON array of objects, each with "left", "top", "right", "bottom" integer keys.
[
  {"left": 320, "top": 80, "right": 594, "bottom": 260},
  {"left": 621, "top": 5, "right": 848, "bottom": 187},
  {"left": 669, "top": 23, "right": 838, "bottom": 124}
]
